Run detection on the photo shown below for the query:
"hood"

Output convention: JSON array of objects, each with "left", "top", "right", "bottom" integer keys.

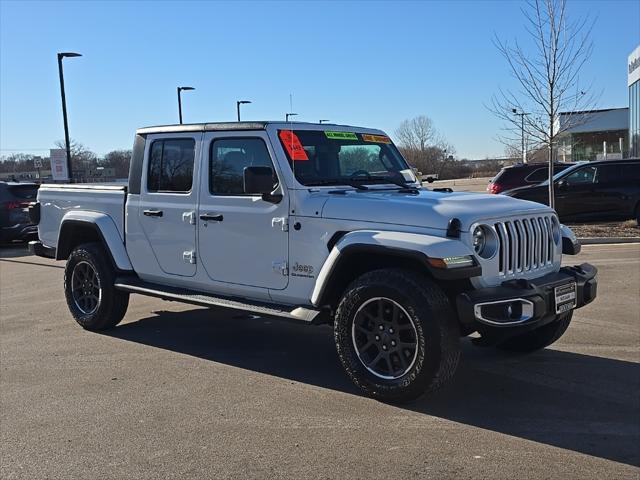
[{"left": 321, "top": 188, "right": 552, "bottom": 231}]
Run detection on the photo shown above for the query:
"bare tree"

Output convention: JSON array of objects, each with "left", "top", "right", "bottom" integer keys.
[
  {"left": 395, "top": 116, "right": 438, "bottom": 151},
  {"left": 102, "top": 150, "right": 132, "bottom": 178},
  {"left": 0, "top": 153, "right": 49, "bottom": 174},
  {"left": 54, "top": 139, "right": 98, "bottom": 181},
  {"left": 490, "top": 0, "right": 597, "bottom": 208},
  {"left": 395, "top": 116, "right": 454, "bottom": 177}
]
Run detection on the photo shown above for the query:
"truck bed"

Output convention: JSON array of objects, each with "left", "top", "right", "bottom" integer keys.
[{"left": 37, "top": 184, "right": 127, "bottom": 249}]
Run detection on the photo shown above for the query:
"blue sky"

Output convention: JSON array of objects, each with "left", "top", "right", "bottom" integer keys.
[{"left": 1, "top": 0, "right": 638, "bottom": 159}]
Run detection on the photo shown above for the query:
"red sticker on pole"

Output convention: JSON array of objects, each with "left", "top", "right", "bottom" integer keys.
[{"left": 278, "top": 130, "right": 309, "bottom": 161}]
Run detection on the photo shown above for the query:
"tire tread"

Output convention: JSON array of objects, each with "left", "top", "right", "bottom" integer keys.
[
  {"left": 334, "top": 268, "right": 460, "bottom": 402},
  {"left": 64, "top": 242, "right": 129, "bottom": 330}
]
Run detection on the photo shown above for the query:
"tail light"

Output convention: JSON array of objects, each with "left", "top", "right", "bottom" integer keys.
[
  {"left": 487, "top": 183, "right": 501, "bottom": 194},
  {"left": 3, "top": 201, "right": 30, "bottom": 210}
]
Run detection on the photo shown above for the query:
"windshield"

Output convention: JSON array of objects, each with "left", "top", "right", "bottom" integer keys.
[
  {"left": 540, "top": 162, "right": 586, "bottom": 185},
  {"left": 277, "top": 129, "right": 416, "bottom": 187}
]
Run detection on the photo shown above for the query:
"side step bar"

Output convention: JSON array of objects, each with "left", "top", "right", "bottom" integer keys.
[{"left": 114, "top": 277, "right": 321, "bottom": 323}]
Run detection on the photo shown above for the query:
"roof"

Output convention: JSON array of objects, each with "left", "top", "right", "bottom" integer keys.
[
  {"left": 582, "top": 157, "right": 639, "bottom": 164},
  {"left": 136, "top": 121, "right": 383, "bottom": 135},
  {"left": 558, "top": 107, "right": 629, "bottom": 134}
]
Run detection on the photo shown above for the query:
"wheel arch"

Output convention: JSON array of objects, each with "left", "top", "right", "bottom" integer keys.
[
  {"left": 311, "top": 230, "right": 479, "bottom": 309},
  {"left": 56, "top": 213, "right": 133, "bottom": 271}
]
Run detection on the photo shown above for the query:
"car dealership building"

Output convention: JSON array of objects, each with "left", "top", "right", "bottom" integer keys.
[
  {"left": 557, "top": 44, "right": 640, "bottom": 162},
  {"left": 629, "top": 45, "right": 640, "bottom": 157}
]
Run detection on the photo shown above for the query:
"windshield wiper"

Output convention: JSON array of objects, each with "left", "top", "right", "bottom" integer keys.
[
  {"left": 304, "top": 178, "right": 369, "bottom": 190},
  {"left": 350, "top": 175, "right": 420, "bottom": 193}
]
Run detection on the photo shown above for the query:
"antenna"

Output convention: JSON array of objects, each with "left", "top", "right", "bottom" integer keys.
[{"left": 287, "top": 93, "right": 298, "bottom": 217}]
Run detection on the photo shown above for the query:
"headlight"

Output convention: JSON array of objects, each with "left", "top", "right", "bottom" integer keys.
[
  {"left": 472, "top": 225, "right": 498, "bottom": 259},
  {"left": 472, "top": 226, "right": 486, "bottom": 253}
]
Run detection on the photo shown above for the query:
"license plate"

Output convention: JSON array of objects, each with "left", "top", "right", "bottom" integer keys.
[{"left": 555, "top": 282, "right": 577, "bottom": 314}]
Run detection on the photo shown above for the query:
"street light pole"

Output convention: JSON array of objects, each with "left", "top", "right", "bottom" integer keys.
[
  {"left": 236, "top": 100, "right": 251, "bottom": 121},
  {"left": 57, "top": 52, "right": 81, "bottom": 182},
  {"left": 512, "top": 108, "right": 529, "bottom": 163},
  {"left": 177, "top": 86, "right": 194, "bottom": 124},
  {"left": 319, "top": 119, "right": 330, "bottom": 124}
]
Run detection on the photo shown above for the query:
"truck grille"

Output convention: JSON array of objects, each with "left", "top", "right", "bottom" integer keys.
[{"left": 494, "top": 216, "right": 556, "bottom": 276}]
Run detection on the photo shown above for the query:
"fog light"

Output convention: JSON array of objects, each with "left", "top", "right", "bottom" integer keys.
[{"left": 474, "top": 298, "right": 534, "bottom": 325}]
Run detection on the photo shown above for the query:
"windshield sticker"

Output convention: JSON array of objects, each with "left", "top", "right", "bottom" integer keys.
[
  {"left": 279, "top": 130, "right": 309, "bottom": 161},
  {"left": 324, "top": 131, "right": 358, "bottom": 141},
  {"left": 362, "top": 134, "right": 392, "bottom": 144}
]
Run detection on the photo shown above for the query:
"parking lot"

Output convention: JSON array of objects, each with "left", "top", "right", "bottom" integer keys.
[{"left": 1, "top": 243, "right": 638, "bottom": 479}]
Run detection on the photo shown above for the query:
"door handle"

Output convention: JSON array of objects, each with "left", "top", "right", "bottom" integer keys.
[
  {"left": 143, "top": 209, "right": 163, "bottom": 217},
  {"left": 200, "top": 213, "right": 224, "bottom": 222}
]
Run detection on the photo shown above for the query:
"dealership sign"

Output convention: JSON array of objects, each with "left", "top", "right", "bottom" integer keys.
[
  {"left": 50, "top": 149, "right": 69, "bottom": 181},
  {"left": 629, "top": 45, "right": 640, "bottom": 87}
]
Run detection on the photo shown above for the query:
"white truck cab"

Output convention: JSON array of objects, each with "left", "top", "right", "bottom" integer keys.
[{"left": 30, "top": 121, "right": 597, "bottom": 402}]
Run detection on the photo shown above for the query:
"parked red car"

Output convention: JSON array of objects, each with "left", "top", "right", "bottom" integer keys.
[{"left": 487, "top": 162, "right": 574, "bottom": 194}]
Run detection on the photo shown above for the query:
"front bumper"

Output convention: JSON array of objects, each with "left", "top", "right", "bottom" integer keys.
[{"left": 456, "top": 263, "right": 597, "bottom": 338}]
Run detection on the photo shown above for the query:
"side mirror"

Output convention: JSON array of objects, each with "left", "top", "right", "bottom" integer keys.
[
  {"left": 243, "top": 166, "right": 281, "bottom": 203},
  {"left": 425, "top": 176, "right": 435, "bottom": 183},
  {"left": 557, "top": 179, "right": 567, "bottom": 189}
]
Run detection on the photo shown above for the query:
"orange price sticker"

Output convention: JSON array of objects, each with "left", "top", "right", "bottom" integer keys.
[
  {"left": 362, "top": 134, "right": 392, "bottom": 144},
  {"left": 279, "top": 130, "right": 309, "bottom": 161}
]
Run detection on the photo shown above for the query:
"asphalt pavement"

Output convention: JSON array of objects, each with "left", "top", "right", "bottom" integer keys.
[{"left": 1, "top": 243, "right": 639, "bottom": 479}]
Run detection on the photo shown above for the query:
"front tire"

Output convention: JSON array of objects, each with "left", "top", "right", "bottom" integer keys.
[
  {"left": 334, "top": 269, "right": 460, "bottom": 403},
  {"left": 64, "top": 242, "right": 129, "bottom": 331},
  {"left": 496, "top": 311, "right": 573, "bottom": 352}
]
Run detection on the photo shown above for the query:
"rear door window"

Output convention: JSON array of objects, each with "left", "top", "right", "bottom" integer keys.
[
  {"left": 525, "top": 168, "right": 548, "bottom": 183},
  {"left": 595, "top": 164, "right": 622, "bottom": 184},
  {"left": 147, "top": 139, "right": 195, "bottom": 193}
]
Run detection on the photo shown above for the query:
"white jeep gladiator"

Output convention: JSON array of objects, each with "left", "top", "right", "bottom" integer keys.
[{"left": 29, "top": 122, "right": 597, "bottom": 402}]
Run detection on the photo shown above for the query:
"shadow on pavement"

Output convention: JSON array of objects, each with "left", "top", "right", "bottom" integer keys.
[
  {"left": 0, "top": 243, "right": 64, "bottom": 269},
  {"left": 106, "top": 307, "right": 639, "bottom": 467},
  {"left": 0, "top": 243, "right": 30, "bottom": 258}
]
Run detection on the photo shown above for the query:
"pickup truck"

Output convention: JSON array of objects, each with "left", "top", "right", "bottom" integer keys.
[{"left": 29, "top": 121, "right": 598, "bottom": 402}]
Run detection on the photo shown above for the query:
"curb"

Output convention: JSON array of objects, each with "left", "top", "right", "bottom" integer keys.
[{"left": 578, "top": 237, "right": 640, "bottom": 245}]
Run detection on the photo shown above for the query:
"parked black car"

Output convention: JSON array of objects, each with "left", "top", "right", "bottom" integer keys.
[
  {"left": 487, "top": 162, "right": 574, "bottom": 194},
  {"left": 0, "top": 181, "right": 39, "bottom": 243},
  {"left": 504, "top": 159, "right": 640, "bottom": 223}
]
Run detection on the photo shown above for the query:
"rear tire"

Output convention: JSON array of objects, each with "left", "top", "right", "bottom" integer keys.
[
  {"left": 334, "top": 268, "right": 460, "bottom": 403},
  {"left": 64, "top": 242, "right": 129, "bottom": 331},
  {"left": 496, "top": 311, "right": 573, "bottom": 352}
]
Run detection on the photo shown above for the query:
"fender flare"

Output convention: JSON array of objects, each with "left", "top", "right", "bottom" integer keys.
[
  {"left": 57, "top": 211, "right": 133, "bottom": 271},
  {"left": 310, "top": 230, "right": 479, "bottom": 306}
]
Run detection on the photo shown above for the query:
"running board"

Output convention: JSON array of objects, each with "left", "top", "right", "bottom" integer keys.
[{"left": 114, "top": 277, "right": 321, "bottom": 323}]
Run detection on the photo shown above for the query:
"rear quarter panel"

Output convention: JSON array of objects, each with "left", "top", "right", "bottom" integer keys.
[{"left": 38, "top": 185, "right": 126, "bottom": 248}]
